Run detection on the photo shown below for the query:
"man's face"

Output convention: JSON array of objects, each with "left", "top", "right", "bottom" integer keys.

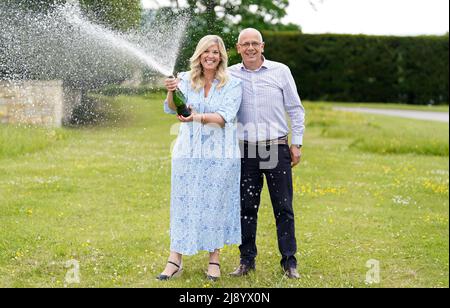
[{"left": 237, "top": 31, "right": 265, "bottom": 66}]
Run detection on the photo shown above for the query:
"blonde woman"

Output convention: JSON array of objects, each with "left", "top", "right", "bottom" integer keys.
[{"left": 157, "top": 35, "right": 243, "bottom": 281}]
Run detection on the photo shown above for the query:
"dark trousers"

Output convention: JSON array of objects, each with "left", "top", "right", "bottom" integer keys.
[{"left": 239, "top": 143, "right": 298, "bottom": 270}]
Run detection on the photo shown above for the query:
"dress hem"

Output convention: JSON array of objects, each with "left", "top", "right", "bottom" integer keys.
[{"left": 170, "top": 241, "right": 242, "bottom": 256}]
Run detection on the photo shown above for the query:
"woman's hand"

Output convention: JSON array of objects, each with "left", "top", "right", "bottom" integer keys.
[
  {"left": 177, "top": 106, "right": 197, "bottom": 123},
  {"left": 164, "top": 77, "right": 179, "bottom": 92}
]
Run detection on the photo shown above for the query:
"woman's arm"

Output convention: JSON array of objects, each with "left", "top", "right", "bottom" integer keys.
[
  {"left": 166, "top": 91, "right": 177, "bottom": 112},
  {"left": 164, "top": 78, "right": 179, "bottom": 112},
  {"left": 176, "top": 78, "right": 242, "bottom": 128},
  {"left": 199, "top": 113, "right": 226, "bottom": 128},
  {"left": 177, "top": 113, "right": 226, "bottom": 128}
]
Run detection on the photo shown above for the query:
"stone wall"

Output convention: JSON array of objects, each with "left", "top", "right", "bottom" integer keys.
[{"left": 0, "top": 80, "right": 82, "bottom": 127}]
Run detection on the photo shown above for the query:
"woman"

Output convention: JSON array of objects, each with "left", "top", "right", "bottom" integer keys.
[{"left": 157, "top": 35, "right": 242, "bottom": 281}]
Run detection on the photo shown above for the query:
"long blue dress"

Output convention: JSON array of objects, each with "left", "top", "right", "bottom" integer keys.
[{"left": 164, "top": 72, "right": 243, "bottom": 255}]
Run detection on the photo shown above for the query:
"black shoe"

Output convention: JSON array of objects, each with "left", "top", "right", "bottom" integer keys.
[
  {"left": 206, "top": 262, "right": 221, "bottom": 282},
  {"left": 283, "top": 267, "right": 300, "bottom": 279},
  {"left": 229, "top": 263, "right": 255, "bottom": 277},
  {"left": 156, "top": 261, "right": 183, "bottom": 281}
]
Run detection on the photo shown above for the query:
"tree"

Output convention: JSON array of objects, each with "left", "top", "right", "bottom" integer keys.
[
  {"left": 151, "top": 0, "right": 326, "bottom": 36},
  {"left": 148, "top": 0, "right": 301, "bottom": 70},
  {"left": 79, "top": 0, "right": 142, "bottom": 31},
  {"left": 184, "top": 0, "right": 300, "bottom": 33},
  {"left": 5, "top": 0, "right": 141, "bottom": 31}
]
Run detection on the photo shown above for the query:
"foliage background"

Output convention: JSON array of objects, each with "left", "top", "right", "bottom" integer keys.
[
  {"left": 1, "top": 0, "right": 448, "bottom": 105},
  {"left": 263, "top": 33, "right": 449, "bottom": 105},
  {"left": 3, "top": 0, "right": 142, "bottom": 30}
]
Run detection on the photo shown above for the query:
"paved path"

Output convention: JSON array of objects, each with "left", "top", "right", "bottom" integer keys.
[{"left": 334, "top": 107, "right": 449, "bottom": 123}]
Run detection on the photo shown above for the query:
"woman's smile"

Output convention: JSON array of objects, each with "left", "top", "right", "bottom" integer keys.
[{"left": 201, "top": 45, "right": 221, "bottom": 70}]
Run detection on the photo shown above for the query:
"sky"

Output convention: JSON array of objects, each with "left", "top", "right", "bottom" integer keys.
[{"left": 141, "top": 0, "right": 449, "bottom": 36}]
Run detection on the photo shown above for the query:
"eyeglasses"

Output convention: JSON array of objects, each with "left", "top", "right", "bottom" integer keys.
[{"left": 239, "top": 42, "right": 263, "bottom": 49}]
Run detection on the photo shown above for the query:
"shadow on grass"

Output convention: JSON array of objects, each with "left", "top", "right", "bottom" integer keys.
[{"left": 66, "top": 94, "right": 131, "bottom": 128}]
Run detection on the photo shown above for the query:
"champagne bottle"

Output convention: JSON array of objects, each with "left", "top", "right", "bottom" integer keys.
[{"left": 169, "top": 75, "right": 191, "bottom": 118}]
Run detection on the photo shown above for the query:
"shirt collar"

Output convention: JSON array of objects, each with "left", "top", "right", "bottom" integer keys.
[{"left": 240, "top": 56, "right": 271, "bottom": 72}]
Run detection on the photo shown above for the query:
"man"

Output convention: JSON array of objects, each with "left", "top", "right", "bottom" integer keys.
[{"left": 228, "top": 28, "right": 305, "bottom": 279}]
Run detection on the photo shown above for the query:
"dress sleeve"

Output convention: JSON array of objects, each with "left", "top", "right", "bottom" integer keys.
[{"left": 216, "top": 78, "right": 243, "bottom": 123}]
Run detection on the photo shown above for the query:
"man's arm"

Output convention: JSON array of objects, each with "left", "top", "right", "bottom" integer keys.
[{"left": 281, "top": 66, "right": 306, "bottom": 167}]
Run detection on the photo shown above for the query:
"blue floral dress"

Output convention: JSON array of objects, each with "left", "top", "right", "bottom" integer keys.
[{"left": 164, "top": 72, "right": 243, "bottom": 255}]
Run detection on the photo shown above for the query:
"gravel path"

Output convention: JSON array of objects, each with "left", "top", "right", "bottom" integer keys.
[{"left": 334, "top": 107, "right": 449, "bottom": 123}]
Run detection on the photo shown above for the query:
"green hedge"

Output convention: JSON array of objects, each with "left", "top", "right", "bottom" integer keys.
[{"left": 263, "top": 32, "right": 449, "bottom": 105}]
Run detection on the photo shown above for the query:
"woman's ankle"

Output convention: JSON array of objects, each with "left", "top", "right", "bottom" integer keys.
[
  {"left": 209, "top": 250, "right": 220, "bottom": 264},
  {"left": 168, "top": 252, "right": 182, "bottom": 265}
]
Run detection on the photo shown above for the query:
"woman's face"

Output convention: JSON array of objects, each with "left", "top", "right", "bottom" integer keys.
[{"left": 200, "top": 44, "right": 221, "bottom": 72}]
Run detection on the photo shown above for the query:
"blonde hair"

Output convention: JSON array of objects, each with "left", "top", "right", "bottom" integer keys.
[{"left": 189, "top": 35, "right": 229, "bottom": 92}]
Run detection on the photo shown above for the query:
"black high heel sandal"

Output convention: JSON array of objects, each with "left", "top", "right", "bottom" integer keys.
[
  {"left": 156, "top": 261, "right": 183, "bottom": 281},
  {"left": 206, "top": 262, "right": 221, "bottom": 282}
]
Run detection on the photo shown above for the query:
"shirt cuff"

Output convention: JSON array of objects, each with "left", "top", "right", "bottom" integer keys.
[{"left": 291, "top": 135, "right": 303, "bottom": 146}]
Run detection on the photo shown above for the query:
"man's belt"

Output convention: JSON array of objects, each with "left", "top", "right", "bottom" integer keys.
[{"left": 241, "top": 136, "right": 289, "bottom": 146}]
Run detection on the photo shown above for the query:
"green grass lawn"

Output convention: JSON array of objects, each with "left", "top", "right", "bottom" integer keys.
[{"left": 0, "top": 95, "right": 448, "bottom": 288}]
